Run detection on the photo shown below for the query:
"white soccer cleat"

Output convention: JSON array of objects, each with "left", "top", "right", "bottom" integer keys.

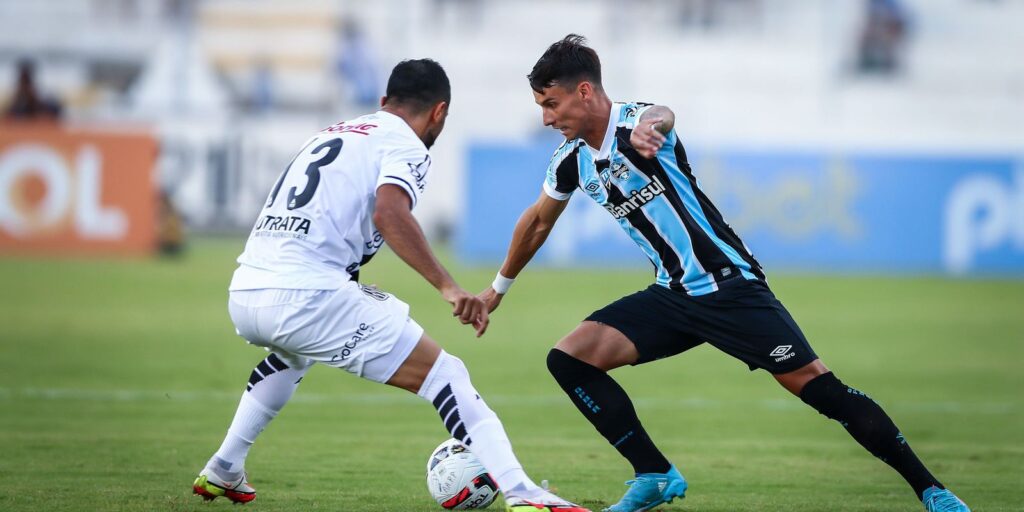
[
  {"left": 192, "top": 466, "right": 256, "bottom": 504},
  {"left": 505, "top": 490, "right": 591, "bottom": 511}
]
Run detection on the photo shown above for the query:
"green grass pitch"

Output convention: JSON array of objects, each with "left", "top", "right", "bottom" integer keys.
[{"left": 0, "top": 238, "right": 1021, "bottom": 511}]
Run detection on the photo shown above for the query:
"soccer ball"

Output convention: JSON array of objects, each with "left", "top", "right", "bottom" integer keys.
[{"left": 426, "top": 438, "right": 498, "bottom": 509}]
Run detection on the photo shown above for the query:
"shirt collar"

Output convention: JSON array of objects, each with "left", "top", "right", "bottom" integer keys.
[
  {"left": 375, "top": 110, "right": 428, "bottom": 151},
  {"left": 594, "top": 102, "right": 621, "bottom": 160}
]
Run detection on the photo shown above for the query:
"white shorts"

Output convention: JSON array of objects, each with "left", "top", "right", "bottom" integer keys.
[{"left": 228, "top": 281, "right": 425, "bottom": 383}]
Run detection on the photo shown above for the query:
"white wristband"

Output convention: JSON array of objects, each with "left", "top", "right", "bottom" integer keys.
[{"left": 491, "top": 273, "right": 515, "bottom": 295}]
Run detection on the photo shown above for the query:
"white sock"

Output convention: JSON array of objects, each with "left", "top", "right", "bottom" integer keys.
[
  {"left": 417, "top": 351, "right": 541, "bottom": 498},
  {"left": 210, "top": 353, "right": 313, "bottom": 474}
]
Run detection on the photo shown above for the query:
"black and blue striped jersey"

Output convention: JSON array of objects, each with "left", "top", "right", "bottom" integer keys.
[{"left": 543, "top": 102, "right": 764, "bottom": 296}]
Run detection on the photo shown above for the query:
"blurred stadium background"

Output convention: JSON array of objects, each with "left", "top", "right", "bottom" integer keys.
[
  {"left": 0, "top": 1, "right": 1022, "bottom": 511},
  {"left": 1, "top": 0, "right": 1022, "bottom": 272}
]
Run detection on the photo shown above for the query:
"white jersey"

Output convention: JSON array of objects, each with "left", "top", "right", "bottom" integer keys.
[{"left": 230, "top": 111, "right": 431, "bottom": 291}]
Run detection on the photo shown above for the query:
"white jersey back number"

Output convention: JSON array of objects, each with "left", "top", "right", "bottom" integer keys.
[{"left": 230, "top": 111, "right": 430, "bottom": 291}]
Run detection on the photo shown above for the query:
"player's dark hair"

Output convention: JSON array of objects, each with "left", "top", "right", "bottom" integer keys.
[
  {"left": 383, "top": 58, "right": 451, "bottom": 111},
  {"left": 528, "top": 34, "right": 602, "bottom": 93}
]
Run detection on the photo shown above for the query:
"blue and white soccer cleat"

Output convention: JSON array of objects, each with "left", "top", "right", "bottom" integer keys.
[
  {"left": 602, "top": 465, "right": 687, "bottom": 512},
  {"left": 922, "top": 486, "right": 970, "bottom": 512}
]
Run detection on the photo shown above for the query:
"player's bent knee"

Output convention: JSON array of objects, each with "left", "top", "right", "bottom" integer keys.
[
  {"left": 553, "top": 331, "right": 589, "bottom": 358},
  {"left": 445, "top": 354, "right": 469, "bottom": 378},
  {"left": 415, "top": 350, "right": 469, "bottom": 401},
  {"left": 554, "top": 322, "right": 637, "bottom": 371},
  {"left": 547, "top": 348, "right": 600, "bottom": 384},
  {"left": 774, "top": 359, "right": 829, "bottom": 396},
  {"left": 387, "top": 333, "right": 442, "bottom": 394},
  {"left": 546, "top": 348, "right": 570, "bottom": 378}
]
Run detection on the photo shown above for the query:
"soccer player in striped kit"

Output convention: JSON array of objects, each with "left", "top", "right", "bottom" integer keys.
[{"left": 480, "top": 35, "right": 970, "bottom": 512}]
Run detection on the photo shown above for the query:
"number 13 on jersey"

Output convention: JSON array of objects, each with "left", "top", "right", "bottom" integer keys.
[{"left": 266, "top": 138, "right": 344, "bottom": 210}]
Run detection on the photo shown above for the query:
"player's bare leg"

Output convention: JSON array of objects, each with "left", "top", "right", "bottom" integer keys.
[
  {"left": 384, "top": 332, "right": 441, "bottom": 394},
  {"left": 553, "top": 321, "right": 639, "bottom": 371},
  {"left": 389, "top": 333, "right": 590, "bottom": 512},
  {"left": 550, "top": 322, "right": 687, "bottom": 512},
  {"left": 773, "top": 358, "right": 829, "bottom": 395},
  {"left": 777, "top": 360, "right": 969, "bottom": 511}
]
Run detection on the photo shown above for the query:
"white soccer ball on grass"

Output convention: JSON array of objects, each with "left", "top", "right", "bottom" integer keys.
[{"left": 426, "top": 438, "right": 498, "bottom": 509}]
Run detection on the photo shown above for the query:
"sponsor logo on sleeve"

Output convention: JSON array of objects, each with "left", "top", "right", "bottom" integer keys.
[{"left": 407, "top": 155, "right": 430, "bottom": 193}]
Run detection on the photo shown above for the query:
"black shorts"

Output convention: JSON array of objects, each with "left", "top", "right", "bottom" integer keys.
[{"left": 586, "top": 276, "right": 817, "bottom": 374}]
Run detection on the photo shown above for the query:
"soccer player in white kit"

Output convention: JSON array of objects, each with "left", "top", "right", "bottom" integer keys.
[{"left": 191, "top": 59, "right": 589, "bottom": 512}]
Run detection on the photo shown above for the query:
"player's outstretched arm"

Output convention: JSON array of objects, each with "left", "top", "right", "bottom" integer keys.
[
  {"left": 479, "top": 191, "right": 569, "bottom": 313},
  {"left": 631, "top": 105, "right": 675, "bottom": 159},
  {"left": 374, "top": 184, "right": 489, "bottom": 336}
]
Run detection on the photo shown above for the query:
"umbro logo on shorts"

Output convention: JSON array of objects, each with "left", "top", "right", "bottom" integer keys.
[{"left": 770, "top": 345, "right": 796, "bottom": 362}]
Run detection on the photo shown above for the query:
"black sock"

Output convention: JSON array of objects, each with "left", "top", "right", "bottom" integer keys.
[
  {"left": 547, "top": 349, "right": 671, "bottom": 474},
  {"left": 800, "top": 372, "right": 943, "bottom": 498}
]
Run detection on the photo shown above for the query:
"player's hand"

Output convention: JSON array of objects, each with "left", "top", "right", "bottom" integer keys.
[
  {"left": 442, "top": 285, "right": 490, "bottom": 337},
  {"left": 478, "top": 287, "right": 505, "bottom": 314},
  {"left": 630, "top": 117, "right": 667, "bottom": 159}
]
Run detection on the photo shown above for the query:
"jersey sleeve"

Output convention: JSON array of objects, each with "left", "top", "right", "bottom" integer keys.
[
  {"left": 377, "top": 138, "right": 430, "bottom": 209},
  {"left": 620, "top": 101, "right": 654, "bottom": 129},
  {"left": 620, "top": 101, "right": 678, "bottom": 153},
  {"left": 543, "top": 140, "right": 581, "bottom": 201}
]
